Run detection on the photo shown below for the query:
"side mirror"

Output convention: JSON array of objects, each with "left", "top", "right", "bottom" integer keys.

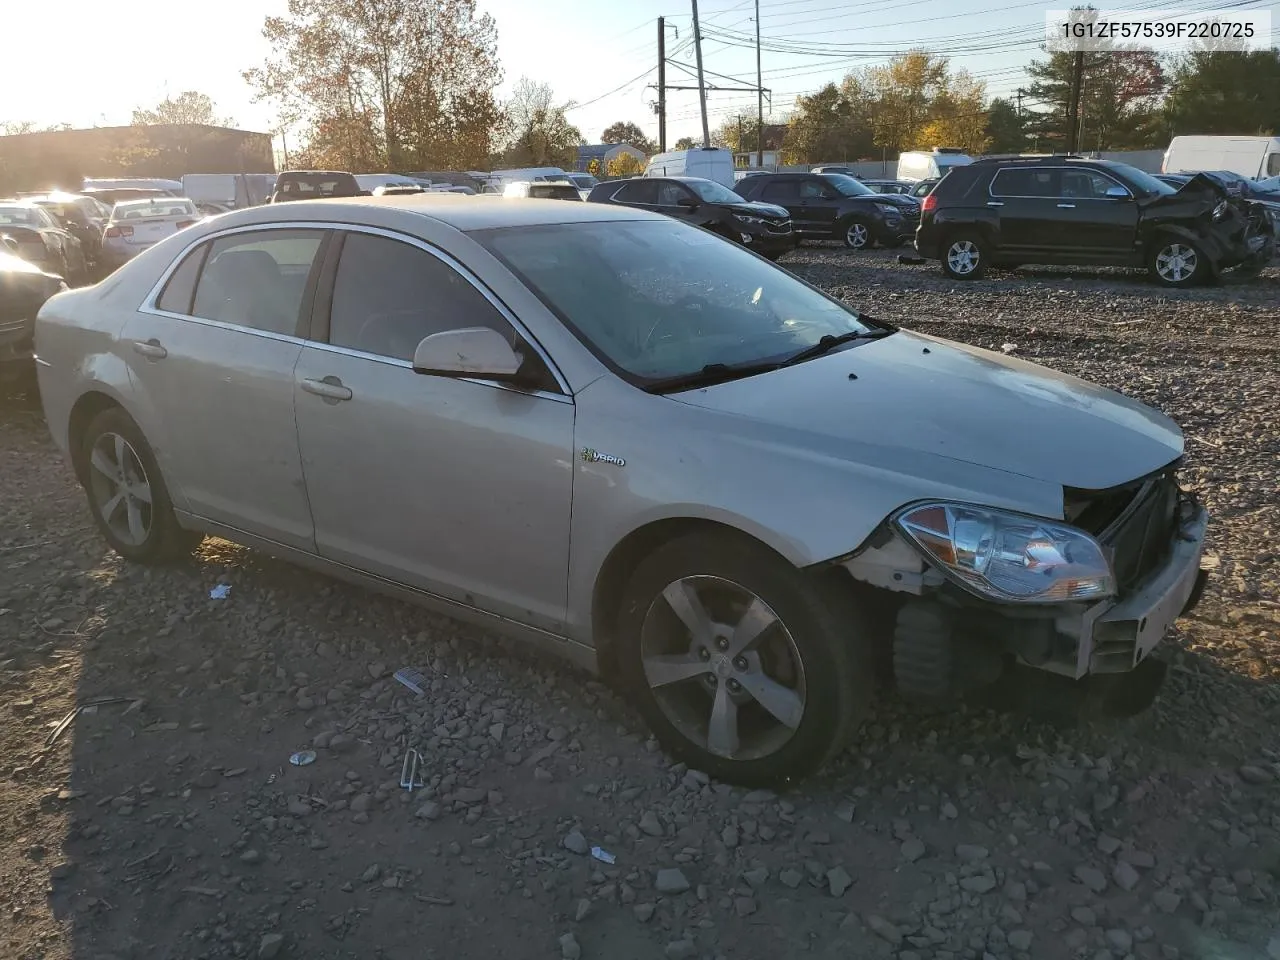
[
  {"left": 677, "top": 196, "right": 699, "bottom": 209},
  {"left": 1105, "top": 185, "right": 1130, "bottom": 199},
  {"left": 1, "top": 235, "right": 18, "bottom": 253},
  {"left": 412, "top": 326, "right": 523, "bottom": 379}
]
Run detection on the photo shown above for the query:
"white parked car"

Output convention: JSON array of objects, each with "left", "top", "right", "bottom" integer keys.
[{"left": 101, "top": 198, "right": 201, "bottom": 271}]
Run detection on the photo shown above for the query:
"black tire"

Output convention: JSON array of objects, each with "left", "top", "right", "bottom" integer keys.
[
  {"left": 892, "top": 602, "right": 954, "bottom": 705},
  {"left": 615, "top": 532, "right": 874, "bottom": 786},
  {"left": 1147, "top": 234, "right": 1206, "bottom": 288},
  {"left": 940, "top": 232, "right": 988, "bottom": 281},
  {"left": 78, "top": 406, "right": 202, "bottom": 564},
  {"left": 840, "top": 217, "right": 874, "bottom": 250}
]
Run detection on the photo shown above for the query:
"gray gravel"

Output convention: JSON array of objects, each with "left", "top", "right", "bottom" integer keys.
[{"left": 1, "top": 245, "right": 1278, "bottom": 959}]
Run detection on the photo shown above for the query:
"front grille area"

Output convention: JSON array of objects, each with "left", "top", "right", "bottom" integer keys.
[
  {"left": 1069, "top": 470, "right": 1180, "bottom": 594},
  {"left": 765, "top": 219, "right": 793, "bottom": 234}
]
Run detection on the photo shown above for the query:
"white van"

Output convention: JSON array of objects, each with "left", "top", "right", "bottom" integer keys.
[
  {"left": 182, "top": 173, "right": 276, "bottom": 211},
  {"left": 81, "top": 177, "right": 184, "bottom": 195},
  {"left": 896, "top": 148, "right": 973, "bottom": 182},
  {"left": 354, "top": 173, "right": 430, "bottom": 192},
  {"left": 1162, "top": 136, "right": 1280, "bottom": 181},
  {"left": 644, "top": 148, "right": 735, "bottom": 188}
]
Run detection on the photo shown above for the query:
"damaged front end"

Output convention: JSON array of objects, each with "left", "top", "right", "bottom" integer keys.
[
  {"left": 838, "top": 464, "right": 1210, "bottom": 720},
  {"left": 1147, "top": 173, "right": 1276, "bottom": 277}
]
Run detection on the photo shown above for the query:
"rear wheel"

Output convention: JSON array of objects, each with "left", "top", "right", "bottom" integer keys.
[
  {"left": 78, "top": 407, "right": 202, "bottom": 564},
  {"left": 940, "top": 232, "right": 988, "bottom": 280},
  {"left": 616, "top": 532, "right": 873, "bottom": 786},
  {"left": 1148, "top": 236, "right": 1205, "bottom": 287}
]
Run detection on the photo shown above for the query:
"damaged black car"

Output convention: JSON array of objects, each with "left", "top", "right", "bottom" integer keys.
[
  {"left": 1, "top": 241, "right": 65, "bottom": 396},
  {"left": 915, "top": 155, "right": 1276, "bottom": 287}
]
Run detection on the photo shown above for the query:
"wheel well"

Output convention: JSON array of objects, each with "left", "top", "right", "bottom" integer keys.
[
  {"left": 67, "top": 391, "right": 122, "bottom": 482},
  {"left": 590, "top": 518, "right": 791, "bottom": 681}
]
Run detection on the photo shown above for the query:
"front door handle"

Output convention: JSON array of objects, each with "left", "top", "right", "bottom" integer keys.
[
  {"left": 1057, "top": 203, "right": 1076, "bottom": 208},
  {"left": 132, "top": 338, "right": 167, "bottom": 359},
  {"left": 301, "top": 376, "right": 352, "bottom": 402},
  {"left": 987, "top": 201, "right": 1004, "bottom": 207}
]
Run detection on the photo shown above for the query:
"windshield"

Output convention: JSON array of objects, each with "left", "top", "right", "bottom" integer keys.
[
  {"left": 569, "top": 174, "right": 597, "bottom": 188},
  {"left": 1104, "top": 162, "right": 1176, "bottom": 196},
  {"left": 475, "top": 219, "right": 873, "bottom": 385},
  {"left": 819, "top": 173, "right": 875, "bottom": 197},
  {"left": 686, "top": 179, "right": 745, "bottom": 204},
  {"left": 111, "top": 199, "right": 198, "bottom": 219}
]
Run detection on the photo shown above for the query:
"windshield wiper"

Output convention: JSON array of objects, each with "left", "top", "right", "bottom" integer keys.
[
  {"left": 641, "top": 360, "right": 782, "bottom": 394},
  {"left": 781, "top": 327, "right": 894, "bottom": 366}
]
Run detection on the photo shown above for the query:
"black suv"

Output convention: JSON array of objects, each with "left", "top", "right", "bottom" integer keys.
[
  {"left": 587, "top": 176, "right": 796, "bottom": 260},
  {"left": 915, "top": 155, "right": 1276, "bottom": 287},
  {"left": 735, "top": 172, "right": 921, "bottom": 249},
  {"left": 270, "top": 170, "right": 368, "bottom": 202}
]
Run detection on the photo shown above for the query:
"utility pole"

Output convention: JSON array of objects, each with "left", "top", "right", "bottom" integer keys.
[
  {"left": 1015, "top": 88, "right": 1024, "bottom": 118},
  {"left": 737, "top": 115, "right": 743, "bottom": 160},
  {"left": 691, "top": 0, "right": 710, "bottom": 148},
  {"left": 1065, "top": 50, "right": 1084, "bottom": 153},
  {"left": 754, "top": 0, "right": 764, "bottom": 169},
  {"left": 657, "top": 17, "right": 667, "bottom": 152}
]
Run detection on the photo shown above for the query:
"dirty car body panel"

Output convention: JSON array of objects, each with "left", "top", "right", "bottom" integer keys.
[{"left": 35, "top": 194, "right": 1212, "bottom": 784}]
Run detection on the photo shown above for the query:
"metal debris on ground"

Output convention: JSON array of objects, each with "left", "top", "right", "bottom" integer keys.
[
  {"left": 393, "top": 666, "right": 427, "bottom": 697},
  {"left": 400, "top": 748, "right": 424, "bottom": 792},
  {"left": 590, "top": 846, "right": 616, "bottom": 865},
  {"left": 44, "top": 697, "right": 142, "bottom": 748},
  {"left": 289, "top": 750, "right": 317, "bottom": 767},
  {"left": 209, "top": 584, "right": 231, "bottom": 600}
]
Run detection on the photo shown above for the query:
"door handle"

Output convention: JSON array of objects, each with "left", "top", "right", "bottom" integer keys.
[
  {"left": 301, "top": 376, "right": 352, "bottom": 402},
  {"left": 1057, "top": 203, "right": 1076, "bottom": 208},
  {"left": 987, "top": 201, "right": 1004, "bottom": 207},
  {"left": 131, "top": 338, "right": 167, "bottom": 359}
]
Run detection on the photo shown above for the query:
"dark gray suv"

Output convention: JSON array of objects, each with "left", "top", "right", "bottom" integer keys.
[{"left": 735, "top": 172, "right": 921, "bottom": 249}]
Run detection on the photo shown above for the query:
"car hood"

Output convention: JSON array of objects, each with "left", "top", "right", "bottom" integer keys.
[
  {"left": 725, "top": 200, "right": 791, "bottom": 219},
  {"left": 670, "top": 329, "right": 1183, "bottom": 491},
  {"left": 867, "top": 193, "right": 920, "bottom": 210}
]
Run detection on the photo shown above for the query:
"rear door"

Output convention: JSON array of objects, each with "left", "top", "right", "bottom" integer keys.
[
  {"left": 987, "top": 167, "right": 1063, "bottom": 255},
  {"left": 120, "top": 227, "right": 329, "bottom": 549},
  {"left": 757, "top": 178, "right": 807, "bottom": 231}
]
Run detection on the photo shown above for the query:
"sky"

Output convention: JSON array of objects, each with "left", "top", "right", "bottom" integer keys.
[{"left": 7, "top": 0, "right": 1278, "bottom": 154}]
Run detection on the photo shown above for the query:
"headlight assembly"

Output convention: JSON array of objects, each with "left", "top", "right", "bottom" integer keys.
[
  {"left": 733, "top": 214, "right": 764, "bottom": 224},
  {"left": 895, "top": 502, "right": 1115, "bottom": 603},
  {"left": 1212, "top": 200, "right": 1229, "bottom": 221}
]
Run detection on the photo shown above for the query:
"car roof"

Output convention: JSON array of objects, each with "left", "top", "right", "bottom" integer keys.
[{"left": 204, "top": 194, "right": 665, "bottom": 231}]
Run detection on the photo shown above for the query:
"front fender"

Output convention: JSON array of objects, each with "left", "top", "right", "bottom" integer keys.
[{"left": 1142, "top": 222, "right": 1228, "bottom": 276}]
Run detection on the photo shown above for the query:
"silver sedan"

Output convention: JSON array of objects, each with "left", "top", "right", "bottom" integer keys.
[{"left": 35, "top": 195, "right": 1210, "bottom": 784}]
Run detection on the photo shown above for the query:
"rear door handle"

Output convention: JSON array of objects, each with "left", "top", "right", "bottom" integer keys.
[
  {"left": 987, "top": 201, "right": 1004, "bottom": 207},
  {"left": 301, "top": 376, "right": 352, "bottom": 402},
  {"left": 1057, "top": 203, "right": 1076, "bottom": 208},
  {"left": 131, "top": 338, "right": 167, "bottom": 359}
]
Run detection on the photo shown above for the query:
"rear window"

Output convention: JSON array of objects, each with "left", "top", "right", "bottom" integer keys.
[
  {"left": 0, "top": 206, "right": 46, "bottom": 226},
  {"left": 112, "top": 199, "right": 198, "bottom": 219},
  {"left": 531, "top": 184, "right": 580, "bottom": 199},
  {"left": 277, "top": 175, "right": 358, "bottom": 197}
]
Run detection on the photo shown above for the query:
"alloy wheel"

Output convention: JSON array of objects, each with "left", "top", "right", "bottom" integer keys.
[
  {"left": 947, "top": 240, "right": 980, "bottom": 275},
  {"left": 1155, "top": 243, "right": 1197, "bottom": 284},
  {"left": 87, "top": 432, "right": 154, "bottom": 546},
  {"left": 640, "top": 575, "right": 807, "bottom": 762},
  {"left": 846, "top": 222, "right": 870, "bottom": 248}
]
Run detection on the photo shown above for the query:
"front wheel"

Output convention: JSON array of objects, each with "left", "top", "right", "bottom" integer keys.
[
  {"left": 841, "top": 218, "right": 873, "bottom": 250},
  {"left": 79, "top": 407, "right": 202, "bottom": 563},
  {"left": 941, "top": 233, "right": 988, "bottom": 280},
  {"left": 1148, "top": 236, "right": 1205, "bottom": 287},
  {"left": 616, "top": 532, "right": 873, "bottom": 786}
]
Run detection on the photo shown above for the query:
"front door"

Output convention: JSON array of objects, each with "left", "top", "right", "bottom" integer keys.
[
  {"left": 120, "top": 227, "right": 329, "bottom": 550},
  {"left": 1055, "top": 168, "right": 1141, "bottom": 260},
  {"left": 797, "top": 177, "right": 842, "bottom": 233},
  {"left": 292, "top": 229, "right": 575, "bottom": 632}
]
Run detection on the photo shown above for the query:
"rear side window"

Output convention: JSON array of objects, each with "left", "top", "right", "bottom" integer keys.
[
  {"left": 156, "top": 242, "right": 209, "bottom": 314},
  {"left": 614, "top": 180, "right": 659, "bottom": 204},
  {"left": 990, "top": 168, "right": 1061, "bottom": 198},
  {"left": 762, "top": 180, "right": 799, "bottom": 202},
  {"left": 191, "top": 229, "right": 326, "bottom": 335},
  {"left": 1268, "top": 153, "right": 1280, "bottom": 177},
  {"left": 328, "top": 232, "right": 516, "bottom": 363}
]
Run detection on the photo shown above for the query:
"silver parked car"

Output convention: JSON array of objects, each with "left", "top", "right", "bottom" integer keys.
[
  {"left": 35, "top": 196, "right": 1210, "bottom": 785},
  {"left": 101, "top": 197, "right": 201, "bottom": 271}
]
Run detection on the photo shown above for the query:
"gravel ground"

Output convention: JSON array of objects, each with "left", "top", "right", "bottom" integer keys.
[{"left": 2, "top": 247, "right": 1278, "bottom": 960}]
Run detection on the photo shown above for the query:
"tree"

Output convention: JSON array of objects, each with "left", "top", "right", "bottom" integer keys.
[
  {"left": 672, "top": 136, "right": 697, "bottom": 150},
  {"left": 501, "top": 77, "right": 582, "bottom": 167},
  {"left": 984, "top": 98, "right": 1026, "bottom": 154},
  {"left": 587, "top": 157, "right": 602, "bottom": 176},
  {"left": 601, "top": 121, "right": 654, "bottom": 154},
  {"left": 1163, "top": 49, "right": 1280, "bottom": 136},
  {"left": 132, "top": 91, "right": 233, "bottom": 127},
  {"left": 781, "top": 83, "right": 865, "bottom": 163},
  {"left": 606, "top": 152, "right": 645, "bottom": 177},
  {"left": 245, "top": 0, "right": 504, "bottom": 171}
]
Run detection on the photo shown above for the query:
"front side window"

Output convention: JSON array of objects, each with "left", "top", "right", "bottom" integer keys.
[
  {"left": 686, "top": 179, "right": 745, "bottom": 204},
  {"left": 1061, "top": 170, "right": 1127, "bottom": 199},
  {"left": 657, "top": 181, "right": 692, "bottom": 206},
  {"left": 328, "top": 232, "right": 515, "bottom": 363},
  {"left": 191, "top": 229, "right": 326, "bottom": 335},
  {"left": 475, "top": 219, "right": 876, "bottom": 385},
  {"left": 819, "top": 174, "right": 875, "bottom": 197},
  {"left": 799, "top": 179, "right": 830, "bottom": 199}
]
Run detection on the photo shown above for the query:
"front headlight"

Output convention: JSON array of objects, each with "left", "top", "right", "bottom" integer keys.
[
  {"left": 1212, "top": 200, "right": 1229, "bottom": 221},
  {"left": 895, "top": 502, "right": 1115, "bottom": 603},
  {"left": 875, "top": 202, "right": 901, "bottom": 214},
  {"left": 733, "top": 214, "right": 764, "bottom": 224}
]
